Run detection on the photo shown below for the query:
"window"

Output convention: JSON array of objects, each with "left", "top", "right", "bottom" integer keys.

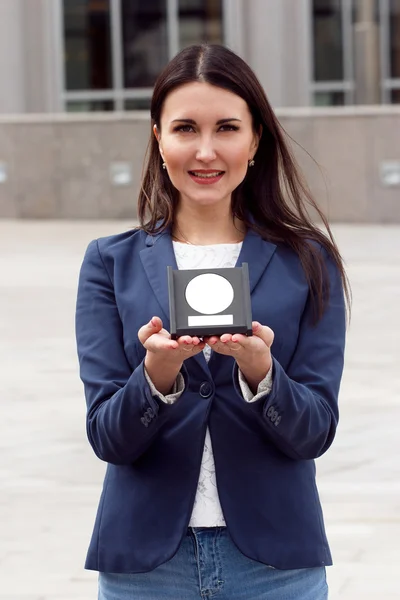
[
  {"left": 63, "top": 0, "right": 112, "bottom": 91},
  {"left": 66, "top": 100, "right": 114, "bottom": 111},
  {"left": 62, "top": 0, "right": 224, "bottom": 111},
  {"left": 389, "top": 0, "right": 400, "bottom": 78},
  {"left": 380, "top": 0, "right": 400, "bottom": 103},
  {"left": 314, "top": 91, "right": 345, "bottom": 105},
  {"left": 391, "top": 89, "right": 400, "bottom": 102},
  {"left": 313, "top": 0, "right": 344, "bottom": 81},
  {"left": 179, "top": 0, "right": 223, "bottom": 49},
  {"left": 124, "top": 98, "right": 152, "bottom": 111},
  {"left": 311, "top": 0, "right": 354, "bottom": 105},
  {"left": 311, "top": 0, "right": 400, "bottom": 106},
  {"left": 122, "top": 1, "right": 169, "bottom": 88}
]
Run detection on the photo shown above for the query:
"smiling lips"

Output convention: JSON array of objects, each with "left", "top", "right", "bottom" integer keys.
[{"left": 188, "top": 169, "right": 225, "bottom": 184}]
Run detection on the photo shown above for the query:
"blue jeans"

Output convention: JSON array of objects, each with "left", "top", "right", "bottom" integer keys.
[{"left": 98, "top": 527, "right": 328, "bottom": 599}]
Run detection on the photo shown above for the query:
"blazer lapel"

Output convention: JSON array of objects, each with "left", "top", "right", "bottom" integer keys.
[
  {"left": 139, "top": 230, "right": 210, "bottom": 376},
  {"left": 139, "top": 230, "right": 177, "bottom": 328},
  {"left": 236, "top": 229, "right": 277, "bottom": 292},
  {"left": 209, "top": 229, "right": 277, "bottom": 376}
]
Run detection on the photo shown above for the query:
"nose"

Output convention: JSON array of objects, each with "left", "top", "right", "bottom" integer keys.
[{"left": 195, "top": 135, "right": 217, "bottom": 163}]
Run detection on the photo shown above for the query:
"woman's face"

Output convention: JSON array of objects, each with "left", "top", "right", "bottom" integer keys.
[{"left": 154, "top": 82, "right": 259, "bottom": 211}]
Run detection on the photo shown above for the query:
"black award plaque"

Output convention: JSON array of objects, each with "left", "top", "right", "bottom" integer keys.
[{"left": 167, "top": 263, "right": 253, "bottom": 339}]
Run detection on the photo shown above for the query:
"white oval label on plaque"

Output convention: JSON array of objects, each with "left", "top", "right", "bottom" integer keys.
[{"left": 185, "top": 273, "right": 234, "bottom": 315}]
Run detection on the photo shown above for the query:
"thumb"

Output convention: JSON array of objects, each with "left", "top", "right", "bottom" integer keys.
[
  {"left": 149, "top": 316, "right": 163, "bottom": 330},
  {"left": 252, "top": 322, "right": 274, "bottom": 348},
  {"left": 138, "top": 316, "right": 163, "bottom": 343}
]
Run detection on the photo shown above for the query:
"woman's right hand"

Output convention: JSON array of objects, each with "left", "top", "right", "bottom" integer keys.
[{"left": 138, "top": 317, "right": 205, "bottom": 395}]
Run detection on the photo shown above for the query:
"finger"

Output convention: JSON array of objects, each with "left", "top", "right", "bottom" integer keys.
[
  {"left": 177, "top": 335, "right": 197, "bottom": 346},
  {"left": 180, "top": 341, "right": 195, "bottom": 353},
  {"left": 230, "top": 334, "right": 248, "bottom": 347},
  {"left": 217, "top": 334, "right": 242, "bottom": 353},
  {"left": 175, "top": 336, "right": 199, "bottom": 354},
  {"left": 205, "top": 335, "right": 219, "bottom": 346},
  {"left": 145, "top": 336, "right": 178, "bottom": 352},
  {"left": 183, "top": 344, "right": 206, "bottom": 358},
  {"left": 224, "top": 341, "right": 241, "bottom": 352},
  {"left": 252, "top": 322, "right": 274, "bottom": 347},
  {"left": 208, "top": 340, "right": 233, "bottom": 355},
  {"left": 219, "top": 333, "right": 233, "bottom": 343},
  {"left": 150, "top": 316, "right": 163, "bottom": 330},
  {"left": 138, "top": 316, "right": 163, "bottom": 344}
]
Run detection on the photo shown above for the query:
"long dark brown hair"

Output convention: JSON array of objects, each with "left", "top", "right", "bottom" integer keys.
[{"left": 138, "top": 44, "right": 350, "bottom": 322}]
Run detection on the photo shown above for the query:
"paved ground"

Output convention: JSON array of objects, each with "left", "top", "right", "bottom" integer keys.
[{"left": 0, "top": 221, "right": 399, "bottom": 600}]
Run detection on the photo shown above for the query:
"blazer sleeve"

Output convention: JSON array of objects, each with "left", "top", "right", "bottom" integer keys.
[
  {"left": 234, "top": 250, "right": 346, "bottom": 461},
  {"left": 75, "top": 240, "right": 186, "bottom": 465}
]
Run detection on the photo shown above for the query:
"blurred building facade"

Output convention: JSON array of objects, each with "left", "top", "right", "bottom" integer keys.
[
  {"left": 0, "top": 0, "right": 399, "bottom": 114},
  {"left": 0, "top": 0, "right": 399, "bottom": 221}
]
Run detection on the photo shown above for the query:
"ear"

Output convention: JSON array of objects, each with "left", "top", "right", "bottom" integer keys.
[
  {"left": 153, "top": 124, "right": 165, "bottom": 160},
  {"left": 250, "top": 125, "right": 262, "bottom": 157},
  {"left": 153, "top": 123, "right": 161, "bottom": 143}
]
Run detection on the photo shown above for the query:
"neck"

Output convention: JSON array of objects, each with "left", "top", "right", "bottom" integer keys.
[{"left": 173, "top": 204, "right": 246, "bottom": 245}]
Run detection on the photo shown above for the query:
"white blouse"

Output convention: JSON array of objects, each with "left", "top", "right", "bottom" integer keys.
[{"left": 145, "top": 241, "right": 273, "bottom": 527}]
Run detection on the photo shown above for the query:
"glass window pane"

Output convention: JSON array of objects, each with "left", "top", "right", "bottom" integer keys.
[
  {"left": 63, "top": 0, "right": 112, "bottom": 91},
  {"left": 125, "top": 98, "right": 152, "bottom": 110},
  {"left": 390, "top": 0, "right": 400, "bottom": 78},
  {"left": 391, "top": 89, "right": 400, "bottom": 103},
  {"left": 66, "top": 100, "right": 114, "bottom": 111},
  {"left": 122, "top": 0, "right": 168, "bottom": 88},
  {"left": 179, "top": 0, "right": 223, "bottom": 49},
  {"left": 313, "top": 0, "right": 344, "bottom": 81},
  {"left": 314, "top": 91, "right": 345, "bottom": 105}
]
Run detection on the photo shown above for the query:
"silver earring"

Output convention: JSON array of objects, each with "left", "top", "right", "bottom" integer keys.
[
  {"left": 162, "top": 162, "right": 166, "bottom": 170},
  {"left": 248, "top": 159, "right": 255, "bottom": 167}
]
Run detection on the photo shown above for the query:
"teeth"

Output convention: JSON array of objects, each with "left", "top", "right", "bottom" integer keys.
[{"left": 191, "top": 171, "right": 223, "bottom": 178}]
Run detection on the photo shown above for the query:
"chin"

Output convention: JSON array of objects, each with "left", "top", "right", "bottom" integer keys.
[
  {"left": 182, "top": 190, "right": 231, "bottom": 207},
  {"left": 194, "top": 198, "right": 228, "bottom": 209}
]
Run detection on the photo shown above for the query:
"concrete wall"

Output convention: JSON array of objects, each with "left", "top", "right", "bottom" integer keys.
[
  {"left": 280, "top": 106, "right": 400, "bottom": 223},
  {"left": 0, "top": 107, "right": 399, "bottom": 222}
]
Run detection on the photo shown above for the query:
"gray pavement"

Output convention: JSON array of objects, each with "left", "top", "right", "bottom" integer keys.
[{"left": 0, "top": 221, "right": 399, "bottom": 600}]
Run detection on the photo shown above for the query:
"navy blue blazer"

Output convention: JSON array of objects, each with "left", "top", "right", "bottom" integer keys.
[{"left": 75, "top": 227, "right": 346, "bottom": 573}]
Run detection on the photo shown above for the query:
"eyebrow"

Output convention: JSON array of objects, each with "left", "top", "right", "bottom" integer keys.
[{"left": 171, "top": 118, "right": 242, "bottom": 125}]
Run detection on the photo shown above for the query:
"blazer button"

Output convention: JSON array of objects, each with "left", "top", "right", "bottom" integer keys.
[
  {"left": 270, "top": 409, "right": 279, "bottom": 423},
  {"left": 199, "top": 382, "right": 213, "bottom": 398}
]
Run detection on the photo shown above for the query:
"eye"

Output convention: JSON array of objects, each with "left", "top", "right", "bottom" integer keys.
[
  {"left": 218, "top": 124, "right": 240, "bottom": 132},
  {"left": 173, "top": 124, "right": 195, "bottom": 133}
]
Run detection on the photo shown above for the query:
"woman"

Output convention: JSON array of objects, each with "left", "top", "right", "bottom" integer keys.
[{"left": 76, "top": 44, "right": 349, "bottom": 600}]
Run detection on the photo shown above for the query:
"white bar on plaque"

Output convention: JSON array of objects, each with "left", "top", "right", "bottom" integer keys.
[{"left": 188, "top": 314, "right": 234, "bottom": 326}]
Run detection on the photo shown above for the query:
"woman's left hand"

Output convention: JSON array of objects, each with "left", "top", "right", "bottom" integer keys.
[{"left": 204, "top": 321, "right": 274, "bottom": 394}]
